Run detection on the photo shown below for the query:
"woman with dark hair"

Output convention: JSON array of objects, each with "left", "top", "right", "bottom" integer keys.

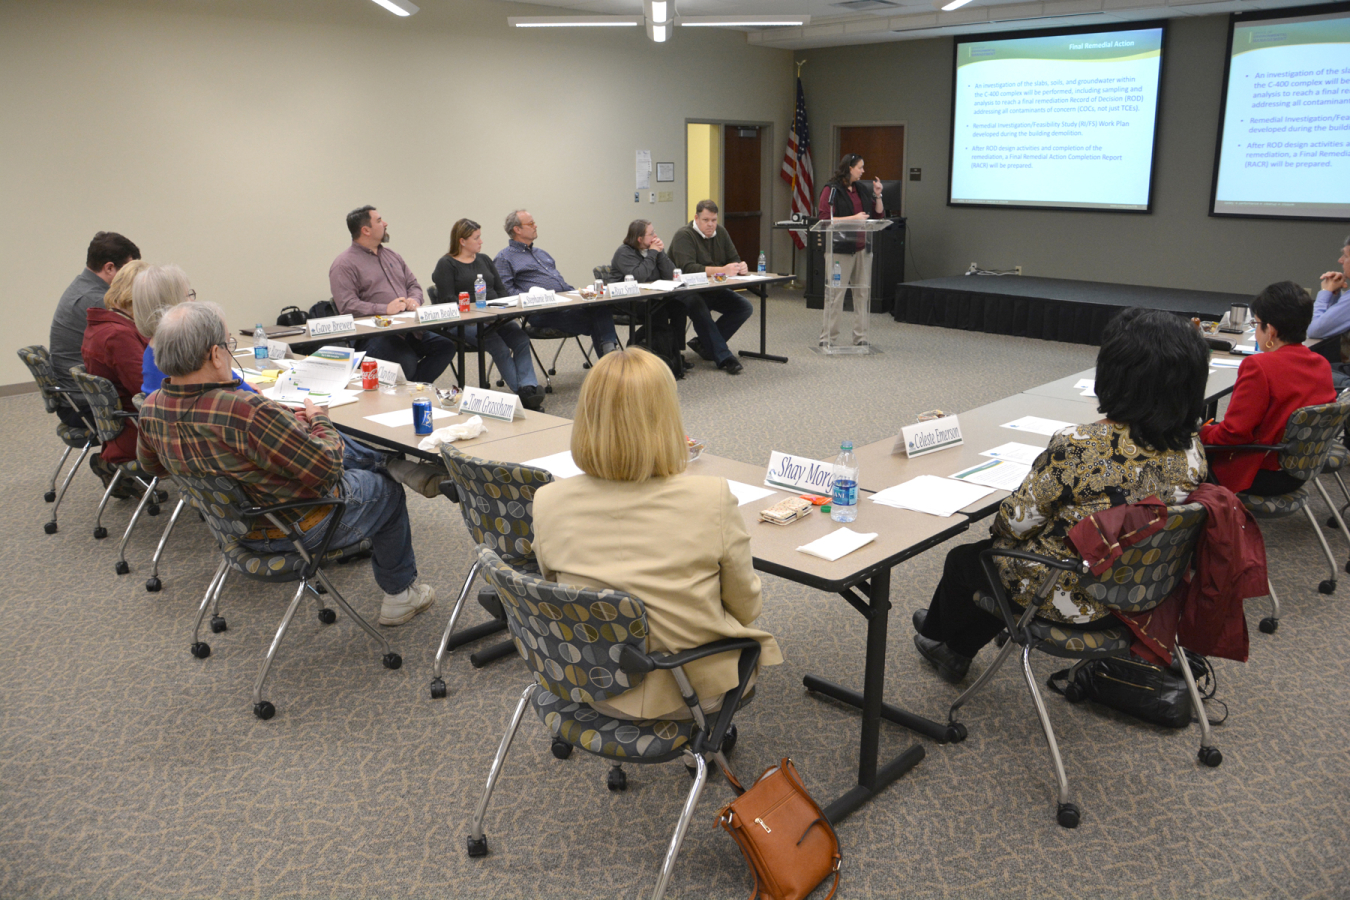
[
  {"left": 912, "top": 308, "right": 1210, "bottom": 683},
  {"left": 816, "top": 154, "right": 885, "bottom": 347},
  {"left": 1201, "top": 281, "right": 1336, "bottom": 494},
  {"left": 610, "top": 219, "right": 688, "bottom": 378},
  {"left": 432, "top": 219, "right": 544, "bottom": 411}
]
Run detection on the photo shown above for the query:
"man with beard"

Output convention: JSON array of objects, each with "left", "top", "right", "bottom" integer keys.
[{"left": 328, "top": 205, "right": 455, "bottom": 384}]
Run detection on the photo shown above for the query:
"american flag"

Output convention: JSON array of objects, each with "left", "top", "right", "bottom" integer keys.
[{"left": 780, "top": 77, "right": 814, "bottom": 250}]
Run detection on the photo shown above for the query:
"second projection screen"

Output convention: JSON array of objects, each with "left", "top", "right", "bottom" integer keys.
[{"left": 949, "top": 24, "right": 1165, "bottom": 211}]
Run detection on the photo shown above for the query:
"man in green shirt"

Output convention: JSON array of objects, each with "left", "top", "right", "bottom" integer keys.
[{"left": 667, "top": 200, "right": 753, "bottom": 375}]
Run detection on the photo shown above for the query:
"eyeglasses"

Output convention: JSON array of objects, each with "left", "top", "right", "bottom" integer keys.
[
  {"left": 218, "top": 337, "right": 237, "bottom": 355},
  {"left": 1252, "top": 319, "right": 1265, "bottom": 329},
  {"left": 186, "top": 290, "right": 198, "bottom": 300}
]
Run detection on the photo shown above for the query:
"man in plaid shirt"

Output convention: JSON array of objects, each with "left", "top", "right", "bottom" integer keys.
[{"left": 137, "top": 302, "right": 435, "bottom": 626}]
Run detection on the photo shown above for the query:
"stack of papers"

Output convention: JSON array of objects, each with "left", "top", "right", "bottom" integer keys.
[
  {"left": 272, "top": 346, "right": 364, "bottom": 405},
  {"left": 950, "top": 459, "right": 1031, "bottom": 491},
  {"left": 871, "top": 475, "right": 996, "bottom": 518},
  {"left": 1001, "top": 416, "right": 1074, "bottom": 436},
  {"left": 797, "top": 527, "right": 877, "bottom": 562},
  {"left": 980, "top": 442, "right": 1044, "bottom": 465},
  {"left": 1074, "top": 378, "right": 1096, "bottom": 398}
]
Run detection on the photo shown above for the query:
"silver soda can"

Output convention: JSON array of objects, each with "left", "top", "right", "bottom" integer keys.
[
  {"left": 412, "top": 397, "right": 433, "bottom": 435},
  {"left": 672, "top": 268, "right": 682, "bottom": 281}
]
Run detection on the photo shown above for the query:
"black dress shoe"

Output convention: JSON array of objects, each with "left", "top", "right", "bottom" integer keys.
[
  {"left": 682, "top": 356, "right": 694, "bottom": 371},
  {"left": 687, "top": 338, "right": 715, "bottom": 362},
  {"left": 913, "top": 634, "right": 972, "bottom": 684},
  {"left": 912, "top": 609, "right": 928, "bottom": 634},
  {"left": 719, "top": 357, "right": 744, "bottom": 375},
  {"left": 518, "top": 385, "right": 545, "bottom": 412}
]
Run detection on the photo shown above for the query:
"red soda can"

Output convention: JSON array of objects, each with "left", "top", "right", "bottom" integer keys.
[
  {"left": 458, "top": 291, "right": 470, "bottom": 313},
  {"left": 361, "top": 357, "right": 378, "bottom": 390}
]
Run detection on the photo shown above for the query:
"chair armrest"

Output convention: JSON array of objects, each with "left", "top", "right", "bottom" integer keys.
[
  {"left": 977, "top": 547, "right": 1085, "bottom": 639},
  {"left": 242, "top": 496, "right": 343, "bottom": 519},
  {"left": 617, "top": 637, "right": 761, "bottom": 674},
  {"left": 112, "top": 410, "right": 137, "bottom": 420},
  {"left": 1202, "top": 443, "right": 1285, "bottom": 454},
  {"left": 244, "top": 495, "right": 347, "bottom": 575},
  {"left": 980, "top": 547, "right": 1087, "bottom": 573}
]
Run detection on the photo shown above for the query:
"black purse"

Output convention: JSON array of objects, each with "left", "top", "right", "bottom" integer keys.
[
  {"left": 276, "top": 305, "right": 307, "bottom": 327},
  {"left": 1048, "top": 651, "right": 1225, "bottom": 729}
]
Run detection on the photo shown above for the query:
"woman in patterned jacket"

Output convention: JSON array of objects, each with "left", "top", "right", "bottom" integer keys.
[{"left": 912, "top": 308, "right": 1210, "bottom": 683}]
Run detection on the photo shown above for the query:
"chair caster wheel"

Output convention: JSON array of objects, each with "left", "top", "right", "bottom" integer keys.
[
  {"left": 945, "top": 722, "right": 968, "bottom": 743},
  {"left": 582, "top": 362, "right": 592, "bottom": 370},
  {"left": 551, "top": 737, "right": 573, "bottom": 760},
  {"left": 190, "top": 642, "right": 211, "bottom": 659},
  {"left": 317, "top": 608, "right": 337, "bottom": 625},
  {"left": 1344, "top": 559, "right": 1350, "bottom": 575},
  {"left": 93, "top": 526, "right": 107, "bottom": 539},
  {"left": 382, "top": 652, "right": 402, "bottom": 670},
  {"left": 1057, "top": 803, "right": 1081, "bottom": 829},
  {"left": 547, "top": 368, "right": 557, "bottom": 376},
  {"left": 1259, "top": 617, "right": 1278, "bottom": 634},
  {"left": 430, "top": 678, "right": 447, "bottom": 699},
  {"left": 153, "top": 489, "right": 168, "bottom": 503},
  {"left": 44, "top": 522, "right": 58, "bottom": 535},
  {"left": 721, "top": 723, "right": 738, "bottom": 754},
  {"left": 466, "top": 835, "right": 488, "bottom": 858},
  {"left": 1319, "top": 580, "right": 1336, "bottom": 594},
  {"left": 607, "top": 767, "right": 627, "bottom": 791},
  {"left": 1328, "top": 516, "right": 1340, "bottom": 529},
  {"left": 209, "top": 616, "right": 227, "bottom": 634},
  {"left": 44, "top": 491, "right": 56, "bottom": 503},
  {"left": 253, "top": 700, "right": 276, "bottom": 720},
  {"left": 145, "top": 577, "right": 161, "bottom": 592},
  {"left": 995, "top": 630, "right": 1009, "bottom": 648},
  {"left": 1063, "top": 682, "right": 1086, "bottom": 703},
  {"left": 544, "top": 386, "right": 553, "bottom": 394},
  {"left": 147, "top": 504, "right": 161, "bottom": 517},
  {"left": 314, "top": 583, "right": 327, "bottom": 595},
  {"left": 1199, "top": 746, "right": 1223, "bottom": 767},
  {"left": 114, "top": 560, "right": 130, "bottom": 575}
]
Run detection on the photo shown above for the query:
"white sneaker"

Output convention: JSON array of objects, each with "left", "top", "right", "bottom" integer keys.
[{"left": 379, "top": 580, "right": 436, "bottom": 626}]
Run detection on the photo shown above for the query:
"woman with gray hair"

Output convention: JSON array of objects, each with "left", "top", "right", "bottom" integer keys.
[{"left": 133, "top": 264, "right": 258, "bottom": 395}]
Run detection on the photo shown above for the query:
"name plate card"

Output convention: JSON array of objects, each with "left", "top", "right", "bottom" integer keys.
[
  {"left": 898, "top": 415, "right": 963, "bottom": 458},
  {"left": 521, "top": 290, "right": 559, "bottom": 309},
  {"left": 678, "top": 272, "right": 710, "bottom": 286},
  {"left": 764, "top": 451, "right": 835, "bottom": 497},
  {"left": 375, "top": 359, "right": 405, "bottom": 387},
  {"left": 606, "top": 281, "right": 642, "bottom": 298},
  {"left": 416, "top": 303, "right": 461, "bottom": 324},
  {"left": 458, "top": 386, "right": 522, "bottom": 422},
  {"left": 308, "top": 314, "right": 356, "bottom": 337}
]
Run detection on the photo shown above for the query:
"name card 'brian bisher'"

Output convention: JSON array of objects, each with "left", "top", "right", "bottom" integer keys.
[
  {"left": 458, "top": 386, "right": 521, "bottom": 422},
  {"left": 764, "top": 451, "right": 835, "bottom": 497}
]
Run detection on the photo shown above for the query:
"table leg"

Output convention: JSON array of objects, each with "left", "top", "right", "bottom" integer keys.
[
  {"left": 802, "top": 566, "right": 950, "bottom": 825},
  {"left": 455, "top": 324, "right": 466, "bottom": 388},
  {"left": 738, "top": 285, "right": 788, "bottom": 364}
]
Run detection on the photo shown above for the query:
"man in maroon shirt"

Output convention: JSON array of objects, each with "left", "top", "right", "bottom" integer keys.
[{"left": 328, "top": 206, "right": 455, "bottom": 384}]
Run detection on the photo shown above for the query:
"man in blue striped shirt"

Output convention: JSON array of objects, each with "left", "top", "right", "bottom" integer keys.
[{"left": 494, "top": 209, "right": 619, "bottom": 357}]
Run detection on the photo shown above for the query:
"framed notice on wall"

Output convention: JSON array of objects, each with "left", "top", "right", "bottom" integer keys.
[{"left": 656, "top": 163, "right": 674, "bottom": 182}]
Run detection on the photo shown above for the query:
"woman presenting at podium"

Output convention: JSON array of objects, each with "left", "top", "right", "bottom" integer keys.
[{"left": 817, "top": 154, "right": 885, "bottom": 348}]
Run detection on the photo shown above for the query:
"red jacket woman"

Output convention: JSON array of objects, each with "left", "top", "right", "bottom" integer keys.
[
  {"left": 81, "top": 264, "right": 149, "bottom": 466},
  {"left": 1200, "top": 282, "right": 1336, "bottom": 494}
]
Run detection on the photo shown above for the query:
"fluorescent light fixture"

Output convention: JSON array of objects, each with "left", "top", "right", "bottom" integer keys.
[
  {"left": 650, "top": 1, "right": 668, "bottom": 22},
  {"left": 652, "top": 23, "right": 668, "bottom": 41},
  {"left": 510, "top": 16, "right": 642, "bottom": 26},
  {"left": 369, "top": 0, "right": 418, "bottom": 15},
  {"left": 939, "top": 0, "right": 973, "bottom": 10},
  {"left": 680, "top": 15, "right": 811, "bottom": 26}
]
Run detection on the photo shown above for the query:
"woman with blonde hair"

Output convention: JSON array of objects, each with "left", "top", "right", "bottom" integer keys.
[
  {"left": 531, "top": 347, "right": 782, "bottom": 721},
  {"left": 80, "top": 260, "right": 151, "bottom": 471}
]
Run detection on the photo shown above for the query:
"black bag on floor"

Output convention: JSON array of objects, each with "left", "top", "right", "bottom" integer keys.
[{"left": 1047, "top": 651, "right": 1222, "bottom": 729}]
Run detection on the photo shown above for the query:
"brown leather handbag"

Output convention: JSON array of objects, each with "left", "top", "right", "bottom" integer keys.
[{"left": 717, "top": 758, "right": 841, "bottom": 900}]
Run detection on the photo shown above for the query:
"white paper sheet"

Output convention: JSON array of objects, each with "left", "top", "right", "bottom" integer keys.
[
  {"left": 524, "top": 451, "right": 585, "bottom": 480},
  {"left": 727, "top": 481, "right": 776, "bottom": 507},
  {"left": 980, "top": 442, "right": 1045, "bottom": 465},
  {"left": 363, "top": 407, "right": 456, "bottom": 428},
  {"left": 1001, "top": 416, "right": 1075, "bottom": 437},
  {"left": 796, "top": 527, "right": 878, "bottom": 562},
  {"left": 1210, "top": 358, "right": 1242, "bottom": 369},
  {"left": 262, "top": 386, "right": 360, "bottom": 409},
  {"left": 1074, "top": 378, "right": 1096, "bottom": 397},
  {"left": 870, "top": 475, "right": 996, "bottom": 518},
  {"left": 950, "top": 459, "right": 1031, "bottom": 491}
]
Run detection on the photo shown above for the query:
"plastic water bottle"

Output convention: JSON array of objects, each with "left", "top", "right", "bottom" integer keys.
[
  {"left": 253, "top": 324, "right": 268, "bottom": 361},
  {"left": 474, "top": 274, "right": 487, "bottom": 309},
  {"left": 831, "top": 441, "right": 858, "bottom": 523},
  {"left": 757, "top": 251, "right": 767, "bottom": 274},
  {"left": 831, "top": 260, "right": 842, "bottom": 290}
]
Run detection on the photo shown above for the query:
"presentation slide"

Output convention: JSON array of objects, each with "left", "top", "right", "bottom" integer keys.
[
  {"left": 949, "top": 26, "right": 1165, "bottom": 211},
  {"left": 1211, "top": 8, "right": 1350, "bottom": 220}
]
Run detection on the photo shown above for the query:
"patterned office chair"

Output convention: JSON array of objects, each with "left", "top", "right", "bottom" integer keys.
[
  {"left": 466, "top": 546, "right": 757, "bottom": 900},
  {"left": 16, "top": 346, "right": 100, "bottom": 535},
  {"left": 69, "top": 366, "right": 165, "bottom": 575},
  {"left": 1205, "top": 397, "right": 1350, "bottom": 633},
  {"left": 428, "top": 447, "right": 553, "bottom": 699},
  {"left": 168, "top": 471, "right": 400, "bottom": 720},
  {"left": 946, "top": 502, "right": 1216, "bottom": 829}
]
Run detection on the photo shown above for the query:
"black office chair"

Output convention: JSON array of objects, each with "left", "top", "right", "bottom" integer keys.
[
  {"left": 946, "top": 502, "right": 1217, "bottom": 829},
  {"left": 466, "top": 545, "right": 756, "bottom": 900},
  {"left": 15, "top": 345, "right": 100, "bottom": 535}
]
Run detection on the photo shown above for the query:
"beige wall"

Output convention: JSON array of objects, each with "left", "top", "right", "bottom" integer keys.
[
  {"left": 1, "top": 0, "right": 792, "bottom": 386},
  {"left": 804, "top": 15, "right": 1348, "bottom": 296}
]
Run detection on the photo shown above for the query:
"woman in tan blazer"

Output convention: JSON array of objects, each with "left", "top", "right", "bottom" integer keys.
[{"left": 532, "top": 347, "right": 782, "bottom": 721}]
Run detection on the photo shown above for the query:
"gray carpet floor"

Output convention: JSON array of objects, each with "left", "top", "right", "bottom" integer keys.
[{"left": 2, "top": 291, "right": 1347, "bottom": 899}]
